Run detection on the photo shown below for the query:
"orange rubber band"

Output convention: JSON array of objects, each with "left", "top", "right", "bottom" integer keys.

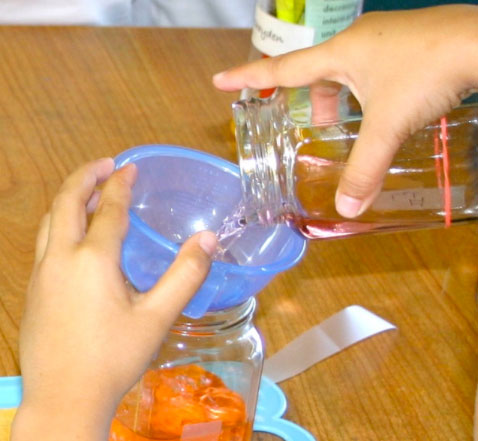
[
  {"left": 433, "top": 117, "right": 451, "bottom": 227},
  {"left": 440, "top": 116, "right": 452, "bottom": 227}
]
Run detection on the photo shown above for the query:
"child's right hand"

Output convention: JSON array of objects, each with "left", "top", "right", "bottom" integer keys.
[{"left": 214, "top": 5, "right": 478, "bottom": 218}]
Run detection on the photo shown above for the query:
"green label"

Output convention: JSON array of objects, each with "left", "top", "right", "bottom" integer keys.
[{"left": 305, "top": 0, "right": 362, "bottom": 44}]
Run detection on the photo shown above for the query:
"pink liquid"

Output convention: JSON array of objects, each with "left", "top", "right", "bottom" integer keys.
[{"left": 290, "top": 142, "right": 464, "bottom": 239}]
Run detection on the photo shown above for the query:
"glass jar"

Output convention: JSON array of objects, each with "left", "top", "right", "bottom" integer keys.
[
  {"left": 109, "top": 298, "right": 263, "bottom": 441},
  {"left": 233, "top": 87, "right": 478, "bottom": 239}
]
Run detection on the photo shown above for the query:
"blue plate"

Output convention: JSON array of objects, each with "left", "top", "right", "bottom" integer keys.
[
  {"left": 0, "top": 375, "right": 315, "bottom": 441},
  {"left": 255, "top": 376, "right": 316, "bottom": 441}
]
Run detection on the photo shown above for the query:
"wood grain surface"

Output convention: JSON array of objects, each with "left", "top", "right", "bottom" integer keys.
[{"left": 0, "top": 26, "right": 476, "bottom": 441}]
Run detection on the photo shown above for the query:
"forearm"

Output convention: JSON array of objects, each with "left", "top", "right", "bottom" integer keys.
[
  {"left": 440, "top": 5, "right": 478, "bottom": 94},
  {"left": 460, "top": 7, "right": 478, "bottom": 91}
]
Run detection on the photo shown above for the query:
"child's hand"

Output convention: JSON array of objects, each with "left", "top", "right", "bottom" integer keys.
[
  {"left": 11, "top": 159, "right": 217, "bottom": 441},
  {"left": 214, "top": 5, "right": 478, "bottom": 218}
]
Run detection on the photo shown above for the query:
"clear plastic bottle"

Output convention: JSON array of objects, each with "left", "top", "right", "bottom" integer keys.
[
  {"left": 233, "top": 87, "right": 478, "bottom": 239},
  {"left": 109, "top": 299, "right": 263, "bottom": 441}
]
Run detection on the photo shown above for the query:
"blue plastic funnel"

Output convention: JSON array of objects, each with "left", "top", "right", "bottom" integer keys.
[{"left": 115, "top": 145, "right": 307, "bottom": 318}]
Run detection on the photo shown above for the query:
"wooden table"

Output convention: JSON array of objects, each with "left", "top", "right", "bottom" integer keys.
[{"left": 0, "top": 26, "right": 476, "bottom": 441}]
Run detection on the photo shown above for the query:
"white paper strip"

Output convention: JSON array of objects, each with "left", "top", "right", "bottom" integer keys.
[
  {"left": 252, "top": 5, "right": 315, "bottom": 56},
  {"left": 263, "top": 305, "right": 396, "bottom": 383},
  {"left": 372, "top": 186, "right": 465, "bottom": 211},
  {"left": 181, "top": 421, "right": 222, "bottom": 441}
]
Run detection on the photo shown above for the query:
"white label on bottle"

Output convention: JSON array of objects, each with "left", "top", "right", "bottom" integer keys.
[
  {"left": 305, "top": 0, "right": 363, "bottom": 44},
  {"left": 251, "top": 5, "right": 315, "bottom": 56},
  {"left": 371, "top": 186, "right": 466, "bottom": 211}
]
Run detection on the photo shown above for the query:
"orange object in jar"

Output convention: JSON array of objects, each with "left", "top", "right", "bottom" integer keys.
[{"left": 110, "top": 364, "right": 251, "bottom": 441}]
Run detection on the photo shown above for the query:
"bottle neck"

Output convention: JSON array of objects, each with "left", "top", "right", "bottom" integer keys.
[
  {"left": 234, "top": 91, "right": 296, "bottom": 226},
  {"left": 171, "top": 298, "right": 256, "bottom": 336}
]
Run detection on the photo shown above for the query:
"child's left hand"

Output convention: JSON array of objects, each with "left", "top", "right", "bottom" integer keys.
[{"left": 11, "top": 159, "right": 217, "bottom": 441}]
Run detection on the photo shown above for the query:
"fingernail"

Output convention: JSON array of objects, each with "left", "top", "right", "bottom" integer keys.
[
  {"left": 336, "top": 193, "right": 363, "bottom": 218},
  {"left": 122, "top": 162, "right": 137, "bottom": 173},
  {"left": 212, "top": 72, "right": 225, "bottom": 84},
  {"left": 94, "top": 157, "right": 115, "bottom": 175},
  {"left": 198, "top": 231, "right": 218, "bottom": 257},
  {"left": 96, "top": 157, "right": 114, "bottom": 165}
]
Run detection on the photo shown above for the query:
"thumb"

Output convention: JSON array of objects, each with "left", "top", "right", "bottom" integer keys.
[
  {"left": 142, "top": 230, "right": 218, "bottom": 323},
  {"left": 335, "top": 110, "right": 406, "bottom": 218}
]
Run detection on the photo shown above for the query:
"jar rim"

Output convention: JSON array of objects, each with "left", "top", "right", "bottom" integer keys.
[{"left": 171, "top": 298, "right": 256, "bottom": 335}]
